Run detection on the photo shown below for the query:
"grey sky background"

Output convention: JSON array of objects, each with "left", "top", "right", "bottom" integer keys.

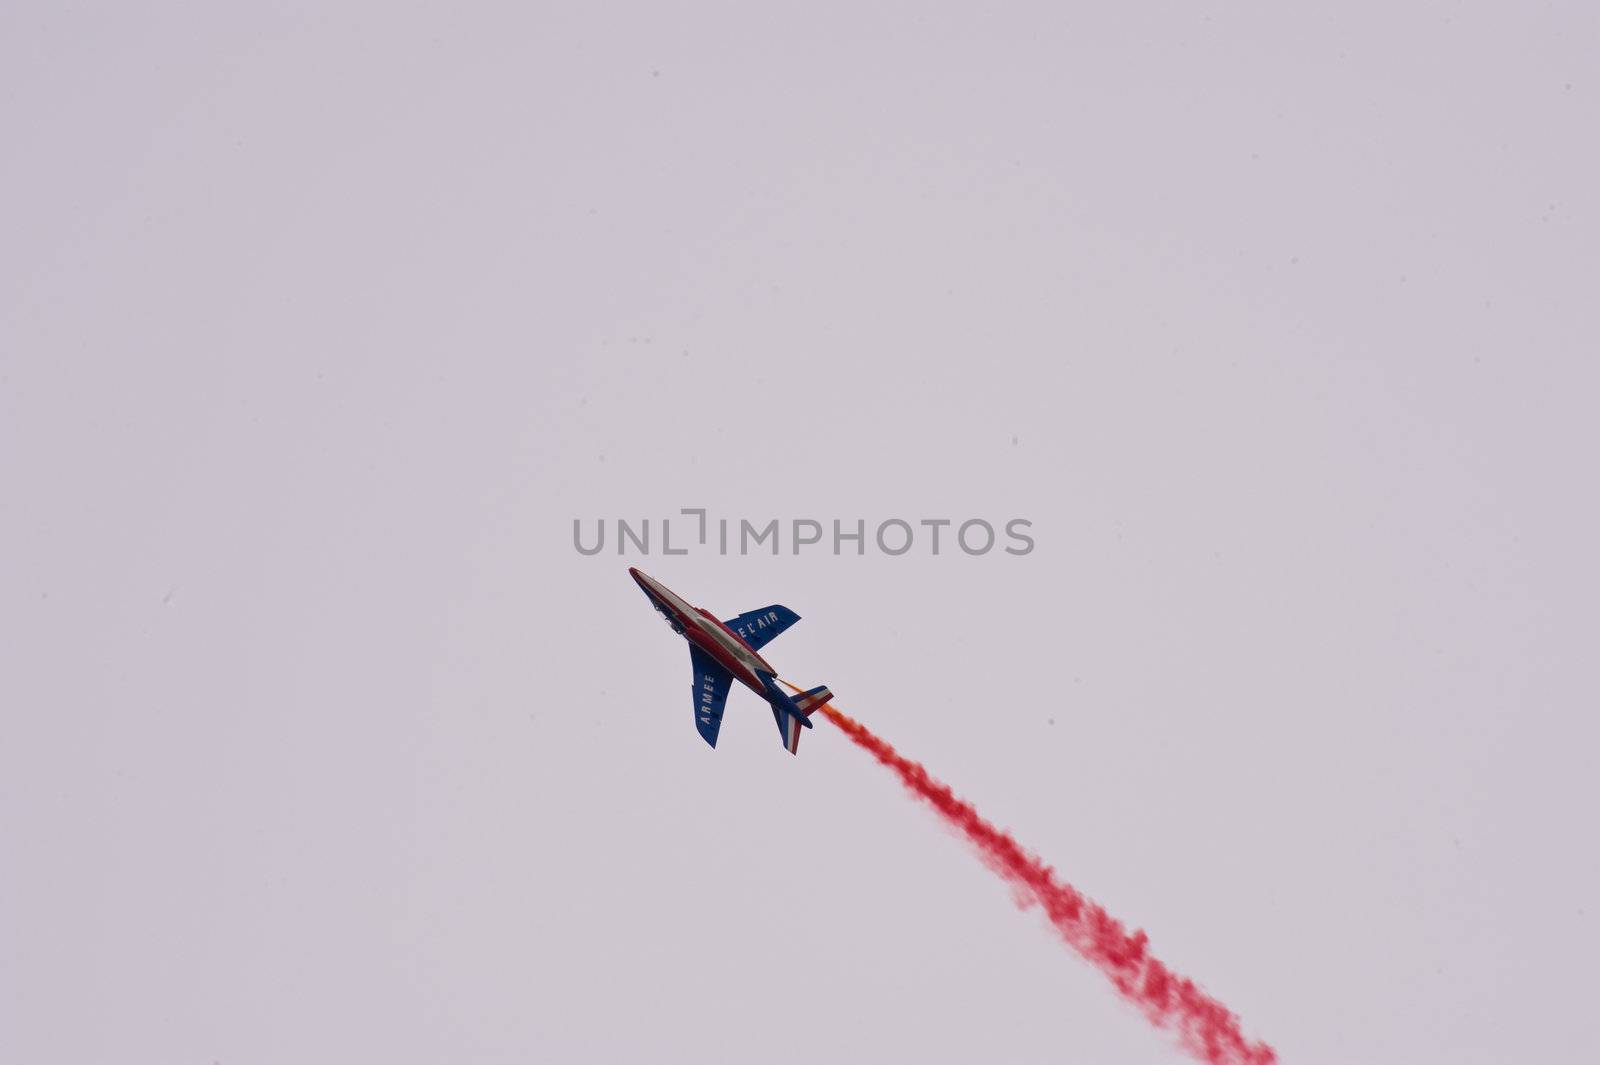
[{"left": 3, "top": 4, "right": 1597, "bottom": 1064}]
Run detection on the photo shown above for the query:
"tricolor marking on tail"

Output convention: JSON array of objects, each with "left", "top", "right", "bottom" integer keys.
[
  {"left": 792, "top": 684, "right": 834, "bottom": 717},
  {"left": 782, "top": 710, "right": 804, "bottom": 754}
]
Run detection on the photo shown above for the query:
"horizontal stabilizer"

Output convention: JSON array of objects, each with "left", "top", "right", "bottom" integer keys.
[
  {"left": 774, "top": 704, "right": 805, "bottom": 755},
  {"left": 757, "top": 672, "right": 824, "bottom": 755}
]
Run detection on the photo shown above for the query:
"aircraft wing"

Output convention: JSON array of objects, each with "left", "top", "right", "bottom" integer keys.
[
  {"left": 722, "top": 604, "right": 800, "bottom": 652},
  {"left": 688, "top": 644, "right": 733, "bottom": 747}
]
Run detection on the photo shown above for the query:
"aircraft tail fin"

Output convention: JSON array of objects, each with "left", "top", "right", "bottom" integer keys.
[
  {"left": 759, "top": 673, "right": 824, "bottom": 755},
  {"left": 792, "top": 684, "right": 834, "bottom": 717}
]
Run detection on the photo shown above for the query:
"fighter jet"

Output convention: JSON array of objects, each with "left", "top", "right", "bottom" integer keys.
[{"left": 629, "top": 567, "right": 834, "bottom": 754}]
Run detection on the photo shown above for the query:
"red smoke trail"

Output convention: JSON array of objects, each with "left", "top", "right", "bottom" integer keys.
[{"left": 816, "top": 702, "right": 1276, "bottom": 1065}]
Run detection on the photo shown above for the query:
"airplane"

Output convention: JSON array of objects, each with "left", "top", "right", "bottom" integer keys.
[{"left": 629, "top": 567, "right": 834, "bottom": 754}]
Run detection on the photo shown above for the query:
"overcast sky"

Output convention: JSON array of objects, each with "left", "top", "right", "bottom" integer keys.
[{"left": 4, "top": 4, "right": 1598, "bottom": 1064}]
